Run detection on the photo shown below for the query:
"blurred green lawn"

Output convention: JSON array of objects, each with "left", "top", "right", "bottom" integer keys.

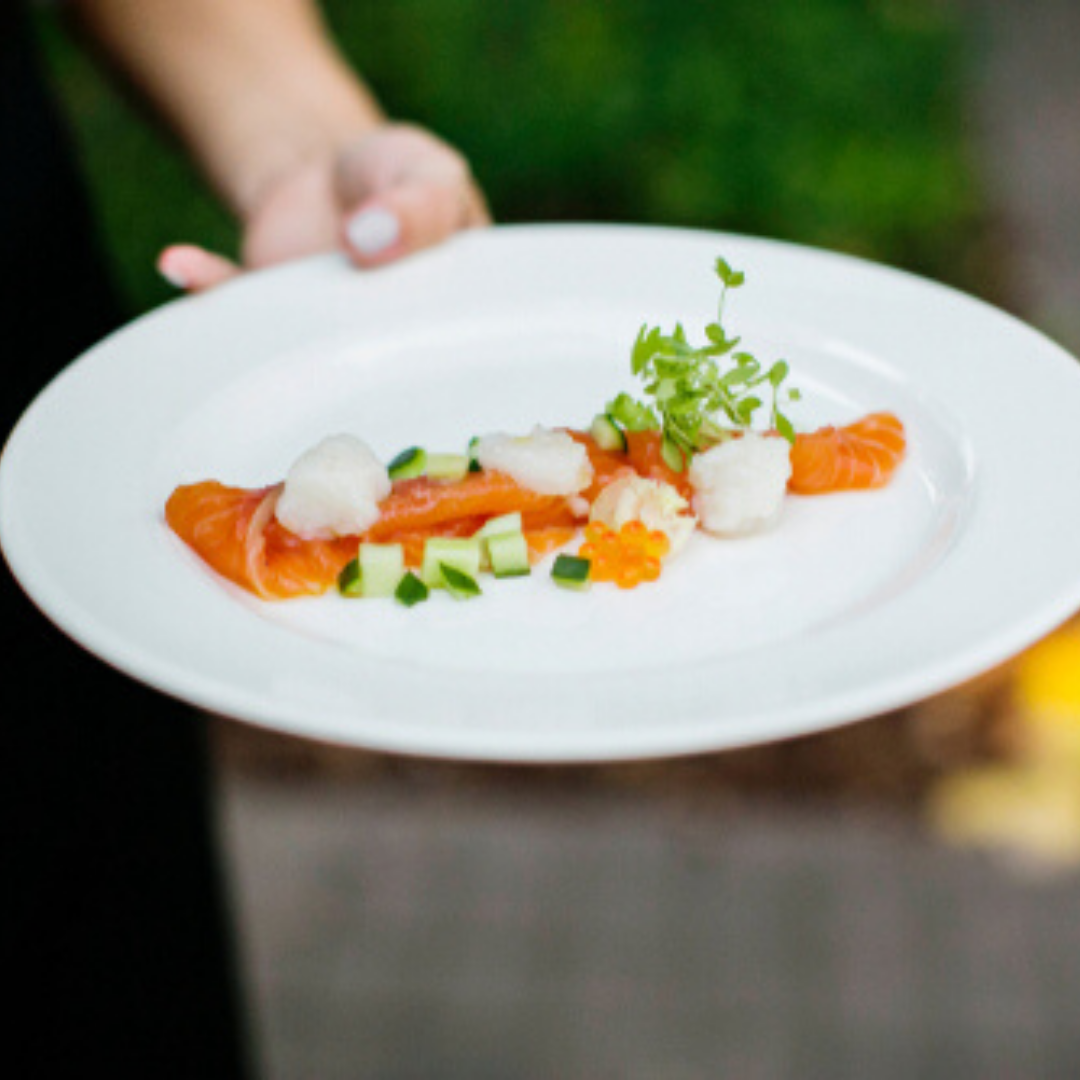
[{"left": 36, "top": 0, "right": 990, "bottom": 315}]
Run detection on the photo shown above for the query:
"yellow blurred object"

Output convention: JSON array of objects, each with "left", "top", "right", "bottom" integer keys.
[
  {"left": 1015, "top": 625, "right": 1080, "bottom": 718},
  {"left": 1015, "top": 625, "right": 1080, "bottom": 759},
  {"left": 925, "top": 623, "right": 1080, "bottom": 871},
  {"left": 928, "top": 764, "right": 1080, "bottom": 867}
]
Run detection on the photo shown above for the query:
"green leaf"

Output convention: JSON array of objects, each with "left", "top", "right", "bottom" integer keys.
[
  {"left": 735, "top": 396, "right": 762, "bottom": 424},
  {"left": 767, "top": 360, "right": 790, "bottom": 387},
  {"left": 610, "top": 253, "right": 801, "bottom": 460},
  {"left": 715, "top": 258, "right": 745, "bottom": 288},
  {"left": 660, "top": 435, "right": 686, "bottom": 473},
  {"left": 775, "top": 413, "right": 797, "bottom": 445}
]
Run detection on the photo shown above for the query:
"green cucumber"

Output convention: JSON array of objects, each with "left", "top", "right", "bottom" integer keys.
[
  {"left": 426, "top": 452, "right": 470, "bottom": 482},
  {"left": 467, "top": 436, "right": 483, "bottom": 473},
  {"left": 551, "top": 554, "right": 591, "bottom": 591},
  {"left": 439, "top": 562, "right": 482, "bottom": 599},
  {"left": 388, "top": 446, "right": 427, "bottom": 481},
  {"left": 421, "top": 537, "right": 482, "bottom": 587},
  {"left": 337, "top": 556, "right": 363, "bottom": 598},
  {"left": 474, "top": 513, "right": 525, "bottom": 570},
  {"left": 589, "top": 413, "right": 627, "bottom": 452},
  {"left": 394, "top": 571, "right": 429, "bottom": 608},
  {"left": 475, "top": 512, "right": 523, "bottom": 539},
  {"left": 487, "top": 532, "right": 531, "bottom": 579},
  {"left": 359, "top": 543, "right": 405, "bottom": 598}
]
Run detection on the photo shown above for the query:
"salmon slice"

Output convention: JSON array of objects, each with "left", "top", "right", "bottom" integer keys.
[
  {"left": 374, "top": 517, "right": 488, "bottom": 568},
  {"left": 364, "top": 472, "right": 564, "bottom": 540},
  {"left": 525, "top": 526, "right": 578, "bottom": 559},
  {"left": 165, "top": 482, "right": 355, "bottom": 599},
  {"left": 788, "top": 412, "right": 906, "bottom": 494},
  {"left": 167, "top": 470, "right": 581, "bottom": 598},
  {"left": 625, "top": 430, "right": 694, "bottom": 498},
  {"left": 566, "top": 429, "right": 696, "bottom": 499},
  {"left": 566, "top": 430, "right": 635, "bottom": 501}
]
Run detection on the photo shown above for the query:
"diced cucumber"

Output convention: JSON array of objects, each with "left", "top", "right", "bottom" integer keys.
[
  {"left": 388, "top": 446, "right": 427, "bottom": 481},
  {"left": 473, "top": 513, "right": 525, "bottom": 570},
  {"left": 467, "top": 436, "right": 482, "bottom": 473},
  {"left": 337, "top": 556, "right": 363, "bottom": 598},
  {"left": 359, "top": 543, "right": 405, "bottom": 598},
  {"left": 475, "top": 512, "right": 523, "bottom": 539},
  {"left": 439, "top": 562, "right": 482, "bottom": 600},
  {"left": 421, "top": 538, "right": 482, "bottom": 587},
  {"left": 487, "top": 532, "right": 531, "bottom": 579},
  {"left": 589, "top": 413, "right": 628, "bottom": 452},
  {"left": 394, "top": 571, "right": 429, "bottom": 608},
  {"left": 426, "top": 453, "right": 470, "bottom": 482},
  {"left": 552, "top": 554, "right": 591, "bottom": 591}
]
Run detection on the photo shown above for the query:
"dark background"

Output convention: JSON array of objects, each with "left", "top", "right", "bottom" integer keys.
[{"left": 31, "top": 1, "right": 1080, "bottom": 1076}]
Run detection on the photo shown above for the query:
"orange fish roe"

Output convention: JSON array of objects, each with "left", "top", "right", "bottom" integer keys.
[{"left": 579, "top": 521, "right": 671, "bottom": 589}]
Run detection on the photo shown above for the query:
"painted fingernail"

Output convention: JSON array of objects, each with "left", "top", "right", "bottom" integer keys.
[
  {"left": 346, "top": 206, "right": 401, "bottom": 257},
  {"left": 157, "top": 249, "right": 189, "bottom": 289}
]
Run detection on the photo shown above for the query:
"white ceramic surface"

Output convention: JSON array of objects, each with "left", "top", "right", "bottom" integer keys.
[{"left": 3, "top": 225, "right": 1080, "bottom": 761}]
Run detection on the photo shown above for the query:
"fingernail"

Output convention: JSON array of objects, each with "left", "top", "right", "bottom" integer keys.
[
  {"left": 346, "top": 206, "right": 401, "bottom": 257},
  {"left": 157, "top": 248, "right": 189, "bottom": 289}
]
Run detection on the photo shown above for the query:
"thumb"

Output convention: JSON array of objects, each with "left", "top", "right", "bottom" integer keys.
[{"left": 342, "top": 180, "right": 488, "bottom": 268}]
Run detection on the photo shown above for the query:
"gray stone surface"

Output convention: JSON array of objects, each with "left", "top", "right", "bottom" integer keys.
[{"left": 220, "top": 777, "right": 1080, "bottom": 1080}]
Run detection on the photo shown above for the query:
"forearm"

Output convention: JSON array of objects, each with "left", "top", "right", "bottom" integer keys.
[{"left": 74, "top": 0, "right": 384, "bottom": 216}]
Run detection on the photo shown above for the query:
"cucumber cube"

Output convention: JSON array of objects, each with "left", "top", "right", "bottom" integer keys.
[
  {"left": 388, "top": 447, "right": 427, "bottom": 481},
  {"left": 439, "top": 562, "right": 482, "bottom": 600},
  {"left": 487, "top": 532, "right": 531, "bottom": 579},
  {"left": 421, "top": 538, "right": 482, "bottom": 587},
  {"left": 426, "top": 453, "right": 470, "bottom": 481},
  {"left": 337, "top": 556, "right": 363, "bottom": 598},
  {"left": 475, "top": 512, "right": 523, "bottom": 539},
  {"left": 552, "top": 554, "right": 591, "bottom": 591},
  {"left": 359, "top": 543, "right": 405, "bottom": 598}
]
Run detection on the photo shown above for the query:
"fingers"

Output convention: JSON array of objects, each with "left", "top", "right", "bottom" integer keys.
[
  {"left": 157, "top": 244, "right": 240, "bottom": 293},
  {"left": 158, "top": 124, "right": 490, "bottom": 289},
  {"left": 343, "top": 180, "right": 488, "bottom": 267},
  {"left": 337, "top": 125, "right": 490, "bottom": 268},
  {"left": 239, "top": 159, "right": 341, "bottom": 270}
]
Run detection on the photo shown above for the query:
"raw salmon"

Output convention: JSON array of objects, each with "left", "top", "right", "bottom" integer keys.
[
  {"left": 363, "top": 472, "right": 565, "bottom": 540},
  {"left": 566, "top": 429, "right": 693, "bottom": 499},
  {"left": 166, "top": 470, "right": 584, "bottom": 599},
  {"left": 165, "top": 482, "right": 356, "bottom": 600},
  {"left": 566, "top": 430, "right": 634, "bottom": 501},
  {"left": 788, "top": 412, "right": 906, "bottom": 494},
  {"left": 624, "top": 430, "right": 694, "bottom": 498}
]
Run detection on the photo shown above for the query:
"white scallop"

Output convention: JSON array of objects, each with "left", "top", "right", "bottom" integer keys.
[
  {"left": 475, "top": 426, "right": 592, "bottom": 496},
  {"left": 276, "top": 434, "right": 391, "bottom": 540},
  {"left": 689, "top": 433, "right": 792, "bottom": 537}
]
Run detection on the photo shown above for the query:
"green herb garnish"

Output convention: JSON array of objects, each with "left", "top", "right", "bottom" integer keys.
[{"left": 607, "top": 257, "right": 800, "bottom": 470}]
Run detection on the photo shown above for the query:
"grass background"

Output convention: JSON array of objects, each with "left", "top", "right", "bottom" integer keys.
[{"left": 35, "top": 0, "right": 994, "bottom": 315}]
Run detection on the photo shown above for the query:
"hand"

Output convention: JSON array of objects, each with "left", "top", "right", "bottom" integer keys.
[{"left": 157, "top": 124, "right": 490, "bottom": 292}]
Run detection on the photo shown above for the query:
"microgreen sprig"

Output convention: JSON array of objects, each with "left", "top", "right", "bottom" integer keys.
[{"left": 607, "top": 257, "right": 800, "bottom": 471}]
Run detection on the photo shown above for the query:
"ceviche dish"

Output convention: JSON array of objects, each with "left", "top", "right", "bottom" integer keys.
[{"left": 166, "top": 257, "right": 906, "bottom": 606}]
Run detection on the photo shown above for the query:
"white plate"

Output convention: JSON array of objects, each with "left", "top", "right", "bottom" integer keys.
[{"left": 4, "top": 225, "right": 1080, "bottom": 762}]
